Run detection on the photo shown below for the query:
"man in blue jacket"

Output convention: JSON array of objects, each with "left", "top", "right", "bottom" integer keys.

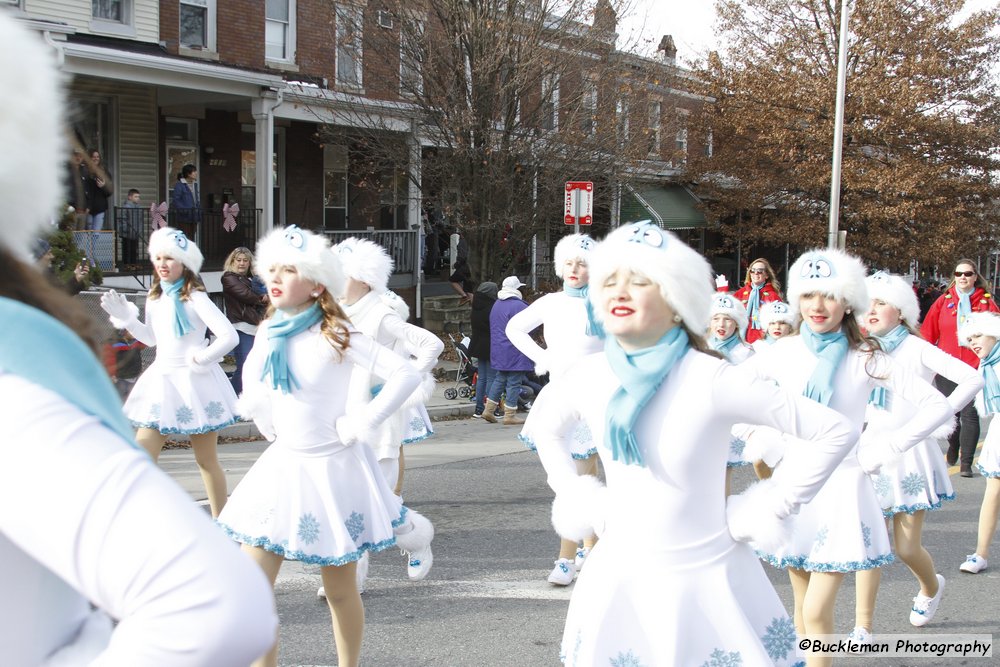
[{"left": 482, "top": 276, "right": 533, "bottom": 425}]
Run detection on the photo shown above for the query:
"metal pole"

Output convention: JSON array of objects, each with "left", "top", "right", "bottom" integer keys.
[
  {"left": 574, "top": 188, "right": 581, "bottom": 235},
  {"left": 827, "top": 0, "right": 852, "bottom": 249}
]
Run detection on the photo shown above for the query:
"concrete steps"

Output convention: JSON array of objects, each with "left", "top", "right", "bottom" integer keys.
[{"left": 422, "top": 294, "right": 471, "bottom": 333}]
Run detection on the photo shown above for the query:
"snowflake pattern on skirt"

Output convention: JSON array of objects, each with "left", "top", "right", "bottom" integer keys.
[
  {"left": 700, "top": 648, "right": 742, "bottom": 667},
  {"left": 814, "top": 525, "right": 828, "bottom": 548},
  {"left": 205, "top": 401, "right": 225, "bottom": 419},
  {"left": 297, "top": 513, "right": 320, "bottom": 544},
  {"left": 730, "top": 437, "right": 746, "bottom": 458},
  {"left": 861, "top": 522, "right": 872, "bottom": 548},
  {"left": 761, "top": 616, "right": 796, "bottom": 661},
  {"left": 610, "top": 649, "right": 646, "bottom": 667},
  {"left": 149, "top": 403, "right": 161, "bottom": 419},
  {"left": 345, "top": 511, "right": 365, "bottom": 541},
  {"left": 873, "top": 473, "right": 892, "bottom": 500},
  {"left": 175, "top": 404, "right": 194, "bottom": 424},
  {"left": 900, "top": 472, "right": 927, "bottom": 497}
]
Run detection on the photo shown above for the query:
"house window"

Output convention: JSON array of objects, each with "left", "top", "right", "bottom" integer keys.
[
  {"left": 617, "top": 99, "right": 629, "bottom": 144},
  {"left": 541, "top": 73, "right": 559, "bottom": 132},
  {"left": 324, "top": 145, "right": 349, "bottom": 229},
  {"left": 676, "top": 127, "right": 688, "bottom": 163},
  {"left": 400, "top": 18, "right": 424, "bottom": 96},
  {"left": 180, "top": 0, "right": 216, "bottom": 51},
  {"left": 91, "top": 0, "right": 134, "bottom": 35},
  {"left": 92, "top": 0, "right": 123, "bottom": 21},
  {"left": 335, "top": 4, "right": 364, "bottom": 89},
  {"left": 266, "top": 0, "right": 295, "bottom": 61},
  {"left": 580, "top": 79, "right": 597, "bottom": 136},
  {"left": 704, "top": 129, "right": 714, "bottom": 157},
  {"left": 648, "top": 100, "right": 661, "bottom": 156}
]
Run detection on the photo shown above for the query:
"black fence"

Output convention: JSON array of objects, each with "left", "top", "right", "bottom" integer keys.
[{"left": 112, "top": 206, "right": 260, "bottom": 274}]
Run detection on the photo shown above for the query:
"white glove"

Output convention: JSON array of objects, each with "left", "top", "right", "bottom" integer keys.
[
  {"left": 715, "top": 274, "right": 729, "bottom": 290},
  {"left": 336, "top": 413, "right": 377, "bottom": 447},
  {"left": 856, "top": 439, "right": 901, "bottom": 475},
  {"left": 100, "top": 290, "right": 139, "bottom": 328},
  {"left": 236, "top": 388, "right": 275, "bottom": 442},
  {"left": 726, "top": 478, "right": 791, "bottom": 554},
  {"left": 186, "top": 348, "right": 215, "bottom": 374},
  {"left": 551, "top": 474, "right": 608, "bottom": 541}
]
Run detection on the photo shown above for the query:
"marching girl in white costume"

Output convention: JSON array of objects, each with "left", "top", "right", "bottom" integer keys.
[
  {"left": 100, "top": 226, "right": 239, "bottom": 517},
  {"left": 217, "top": 226, "right": 434, "bottom": 667},
  {"left": 851, "top": 271, "right": 981, "bottom": 636},
  {"left": 709, "top": 294, "right": 756, "bottom": 480},
  {"left": 755, "top": 301, "right": 798, "bottom": 351},
  {"left": 0, "top": 13, "right": 277, "bottom": 665},
  {"left": 742, "top": 249, "right": 952, "bottom": 666},
  {"left": 507, "top": 233, "right": 604, "bottom": 585},
  {"left": 954, "top": 312, "right": 1000, "bottom": 575},
  {"left": 530, "top": 221, "right": 860, "bottom": 666}
]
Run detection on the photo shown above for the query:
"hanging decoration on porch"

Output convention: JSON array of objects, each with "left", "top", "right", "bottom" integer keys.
[
  {"left": 222, "top": 203, "right": 240, "bottom": 232},
  {"left": 150, "top": 201, "right": 168, "bottom": 230}
]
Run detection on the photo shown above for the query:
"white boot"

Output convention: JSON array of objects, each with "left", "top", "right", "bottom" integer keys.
[{"left": 396, "top": 510, "right": 435, "bottom": 581}]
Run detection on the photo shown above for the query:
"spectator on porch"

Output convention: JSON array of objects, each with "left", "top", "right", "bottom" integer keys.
[
  {"left": 170, "top": 164, "right": 201, "bottom": 239},
  {"left": 120, "top": 188, "right": 142, "bottom": 267},
  {"left": 84, "top": 149, "right": 113, "bottom": 231}
]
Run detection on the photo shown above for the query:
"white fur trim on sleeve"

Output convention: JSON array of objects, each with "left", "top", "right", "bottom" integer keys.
[
  {"left": 550, "top": 474, "right": 607, "bottom": 541},
  {"left": 726, "top": 478, "right": 792, "bottom": 554}
]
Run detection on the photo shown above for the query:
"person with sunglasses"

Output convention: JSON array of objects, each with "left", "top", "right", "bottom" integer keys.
[
  {"left": 716, "top": 258, "right": 783, "bottom": 344},
  {"left": 922, "top": 260, "right": 999, "bottom": 476}
]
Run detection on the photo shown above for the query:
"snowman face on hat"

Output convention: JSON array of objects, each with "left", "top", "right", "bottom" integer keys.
[
  {"left": 800, "top": 253, "right": 836, "bottom": 280},
  {"left": 624, "top": 221, "right": 667, "bottom": 249}
]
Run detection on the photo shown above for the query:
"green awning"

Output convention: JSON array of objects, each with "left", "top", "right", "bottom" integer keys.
[{"left": 621, "top": 184, "right": 706, "bottom": 229}]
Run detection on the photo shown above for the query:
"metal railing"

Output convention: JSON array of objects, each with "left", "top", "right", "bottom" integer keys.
[
  {"left": 111, "top": 207, "right": 261, "bottom": 273},
  {"left": 323, "top": 229, "right": 420, "bottom": 285}
]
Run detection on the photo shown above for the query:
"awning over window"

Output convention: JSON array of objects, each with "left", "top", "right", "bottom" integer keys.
[{"left": 621, "top": 184, "right": 706, "bottom": 229}]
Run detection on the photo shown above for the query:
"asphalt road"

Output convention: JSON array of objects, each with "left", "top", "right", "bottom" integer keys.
[{"left": 166, "top": 420, "right": 1000, "bottom": 666}]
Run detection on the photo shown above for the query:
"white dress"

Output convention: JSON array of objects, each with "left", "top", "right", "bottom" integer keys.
[
  {"left": 976, "top": 413, "right": 1000, "bottom": 477},
  {"left": 217, "top": 324, "right": 420, "bottom": 565},
  {"left": 720, "top": 340, "right": 756, "bottom": 468},
  {"left": 121, "top": 290, "right": 240, "bottom": 434},
  {"left": 744, "top": 336, "right": 953, "bottom": 571},
  {"left": 506, "top": 291, "right": 603, "bottom": 459},
  {"left": 343, "top": 291, "right": 442, "bottom": 456},
  {"left": 531, "top": 349, "right": 856, "bottom": 666},
  {"left": 0, "top": 374, "right": 277, "bottom": 666},
  {"left": 862, "top": 335, "right": 981, "bottom": 515}
]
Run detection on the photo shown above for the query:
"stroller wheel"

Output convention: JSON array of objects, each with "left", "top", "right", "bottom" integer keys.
[
  {"left": 458, "top": 386, "right": 472, "bottom": 398},
  {"left": 444, "top": 388, "right": 458, "bottom": 400}
]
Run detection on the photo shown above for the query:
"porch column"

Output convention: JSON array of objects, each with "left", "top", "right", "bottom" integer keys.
[
  {"left": 407, "top": 128, "right": 422, "bottom": 230},
  {"left": 252, "top": 87, "right": 282, "bottom": 236}
]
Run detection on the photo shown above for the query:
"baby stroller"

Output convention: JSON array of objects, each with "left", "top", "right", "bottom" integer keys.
[{"left": 444, "top": 333, "right": 477, "bottom": 400}]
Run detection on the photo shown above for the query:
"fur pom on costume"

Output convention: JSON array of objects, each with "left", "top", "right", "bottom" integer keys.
[
  {"left": 148, "top": 227, "right": 204, "bottom": 274},
  {"left": 401, "top": 372, "right": 436, "bottom": 408},
  {"left": 710, "top": 293, "right": 749, "bottom": 340},
  {"left": 256, "top": 225, "right": 344, "bottom": 296},
  {"left": 553, "top": 233, "right": 596, "bottom": 279},
  {"left": 395, "top": 510, "right": 434, "bottom": 552},
  {"left": 589, "top": 221, "right": 713, "bottom": 334},
  {"left": 865, "top": 271, "right": 920, "bottom": 329},
  {"left": 930, "top": 413, "right": 957, "bottom": 441},
  {"left": 726, "top": 478, "right": 792, "bottom": 554},
  {"left": 0, "top": 14, "right": 64, "bottom": 260},
  {"left": 550, "top": 474, "right": 608, "bottom": 541},
  {"left": 332, "top": 236, "right": 394, "bottom": 295},
  {"left": 958, "top": 312, "right": 1000, "bottom": 349},
  {"left": 741, "top": 427, "right": 788, "bottom": 468},
  {"left": 787, "top": 247, "right": 869, "bottom": 316}
]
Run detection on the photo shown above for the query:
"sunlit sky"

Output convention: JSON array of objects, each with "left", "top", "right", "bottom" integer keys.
[{"left": 617, "top": 0, "right": 998, "bottom": 66}]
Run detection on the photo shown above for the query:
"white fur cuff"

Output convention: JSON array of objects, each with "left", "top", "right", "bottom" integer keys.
[
  {"left": 551, "top": 474, "right": 607, "bottom": 541},
  {"left": 726, "top": 478, "right": 791, "bottom": 554},
  {"left": 856, "top": 437, "right": 903, "bottom": 475},
  {"left": 930, "top": 414, "right": 957, "bottom": 441},
  {"left": 336, "top": 413, "right": 378, "bottom": 447},
  {"left": 741, "top": 428, "right": 788, "bottom": 468},
  {"left": 395, "top": 510, "right": 434, "bottom": 552}
]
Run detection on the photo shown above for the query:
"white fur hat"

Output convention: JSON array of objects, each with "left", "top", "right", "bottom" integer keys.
[
  {"left": 710, "top": 293, "right": 749, "bottom": 340},
  {"left": 332, "top": 237, "right": 393, "bottom": 295},
  {"left": 957, "top": 312, "right": 1000, "bottom": 344},
  {"left": 380, "top": 290, "right": 410, "bottom": 320},
  {"left": 760, "top": 301, "right": 797, "bottom": 330},
  {"left": 589, "top": 220, "right": 713, "bottom": 333},
  {"left": 553, "top": 233, "right": 596, "bottom": 279},
  {"left": 148, "top": 227, "right": 204, "bottom": 274},
  {"left": 865, "top": 271, "right": 920, "bottom": 327},
  {"left": 787, "top": 247, "right": 869, "bottom": 316},
  {"left": 0, "top": 14, "right": 64, "bottom": 259},
  {"left": 255, "top": 225, "right": 345, "bottom": 295}
]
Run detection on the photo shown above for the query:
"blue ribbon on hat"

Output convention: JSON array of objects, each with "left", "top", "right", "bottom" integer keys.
[
  {"left": 0, "top": 297, "right": 138, "bottom": 448},
  {"left": 161, "top": 278, "right": 193, "bottom": 337},
  {"left": 260, "top": 302, "right": 323, "bottom": 394}
]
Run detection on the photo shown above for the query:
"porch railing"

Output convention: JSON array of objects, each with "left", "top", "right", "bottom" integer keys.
[
  {"left": 110, "top": 207, "right": 261, "bottom": 274},
  {"left": 323, "top": 229, "right": 420, "bottom": 286}
]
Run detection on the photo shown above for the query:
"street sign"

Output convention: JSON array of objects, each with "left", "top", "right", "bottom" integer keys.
[{"left": 564, "top": 181, "right": 593, "bottom": 227}]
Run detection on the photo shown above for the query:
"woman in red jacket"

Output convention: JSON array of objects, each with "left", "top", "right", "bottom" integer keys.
[
  {"left": 921, "top": 259, "right": 1000, "bottom": 476},
  {"left": 717, "top": 258, "right": 783, "bottom": 344}
]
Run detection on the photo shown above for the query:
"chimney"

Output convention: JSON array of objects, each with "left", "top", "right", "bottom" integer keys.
[
  {"left": 593, "top": 0, "right": 617, "bottom": 37},
  {"left": 658, "top": 34, "right": 677, "bottom": 65}
]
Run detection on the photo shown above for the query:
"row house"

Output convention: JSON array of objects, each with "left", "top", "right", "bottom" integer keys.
[{"left": 11, "top": 0, "right": 711, "bottom": 295}]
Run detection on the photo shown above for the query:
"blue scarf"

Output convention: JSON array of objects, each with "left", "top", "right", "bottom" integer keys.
[
  {"left": 868, "top": 325, "right": 910, "bottom": 409},
  {"left": 709, "top": 333, "right": 741, "bottom": 360},
  {"left": 957, "top": 287, "right": 974, "bottom": 344},
  {"left": 979, "top": 341, "right": 1000, "bottom": 415},
  {"left": 161, "top": 279, "right": 193, "bottom": 337},
  {"left": 261, "top": 303, "right": 323, "bottom": 394},
  {"left": 566, "top": 283, "right": 605, "bottom": 339},
  {"left": 746, "top": 283, "right": 763, "bottom": 329},
  {"left": 604, "top": 327, "right": 690, "bottom": 467},
  {"left": 800, "top": 325, "right": 849, "bottom": 406},
  {"left": 0, "top": 297, "right": 137, "bottom": 448}
]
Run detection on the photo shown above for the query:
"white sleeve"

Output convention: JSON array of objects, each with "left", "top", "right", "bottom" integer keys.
[
  {"left": 189, "top": 292, "right": 239, "bottom": 364},
  {"left": 717, "top": 364, "right": 857, "bottom": 518},
  {"left": 918, "top": 340, "right": 983, "bottom": 413},
  {"left": 0, "top": 377, "right": 278, "bottom": 666},
  {"left": 505, "top": 299, "right": 548, "bottom": 367},
  {"left": 871, "top": 352, "right": 954, "bottom": 453},
  {"left": 526, "top": 373, "right": 588, "bottom": 493},
  {"left": 381, "top": 316, "right": 444, "bottom": 373},
  {"left": 123, "top": 302, "right": 156, "bottom": 347},
  {"left": 345, "top": 333, "right": 422, "bottom": 427}
]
